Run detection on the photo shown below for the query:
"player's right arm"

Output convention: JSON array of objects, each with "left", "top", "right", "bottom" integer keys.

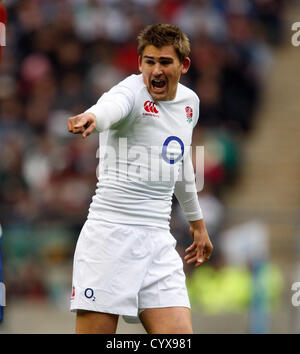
[{"left": 67, "top": 84, "right": 135, "bottom": 139}]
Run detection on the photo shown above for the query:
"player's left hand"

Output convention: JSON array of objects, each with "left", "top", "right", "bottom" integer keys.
[{"left": 184, "top": 219, "right": 213, "bottom": 268}]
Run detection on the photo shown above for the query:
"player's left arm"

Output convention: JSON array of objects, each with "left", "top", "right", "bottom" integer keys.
[
  {"left": 174, "top": 152, "right": 213, "bottom": 267},
  {"left": 185, "top": 218, "right": 213, "bottom": 268}
]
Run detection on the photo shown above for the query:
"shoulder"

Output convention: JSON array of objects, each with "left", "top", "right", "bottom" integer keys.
[
  {"left": 102, "top": 74, "right": 144, "bottom": 106},
  {"left": 177, "top": 82, "right": 200, "bottom": 105},
  {"left": 112, "top": 74, "right": 144, "bottom": 93},
  {"left": 105, "top": 74, "right": 145, "bottom": 105}
]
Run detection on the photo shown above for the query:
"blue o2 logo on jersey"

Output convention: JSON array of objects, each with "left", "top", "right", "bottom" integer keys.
[
  {"left": 85, "top": 288, "right": 96, "bottom": 301},
  {"left": 162, "top": 136, "right": 184, "bottom": 164}
]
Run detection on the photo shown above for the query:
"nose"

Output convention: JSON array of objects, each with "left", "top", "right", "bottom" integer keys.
[{"left": 153, "top": 63, "right": 163, "bottom": 76}]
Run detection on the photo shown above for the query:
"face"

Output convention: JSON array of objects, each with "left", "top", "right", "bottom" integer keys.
[{"left": 138, "top": 45, "right": 190, "bottom": 101}]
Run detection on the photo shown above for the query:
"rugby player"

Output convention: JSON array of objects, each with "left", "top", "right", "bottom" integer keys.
[{"left": 68, "top": 24, "right": 213, "bottom": 334}]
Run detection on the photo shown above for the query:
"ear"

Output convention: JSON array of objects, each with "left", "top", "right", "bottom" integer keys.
[
  {"left": 181, "top": 57, "right": 191, "bottom": 74},
  {"left": 138, "top": 55, "right": 142, "bottom": 73}
]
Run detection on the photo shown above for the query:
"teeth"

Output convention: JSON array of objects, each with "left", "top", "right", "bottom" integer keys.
[{"left": 151, "top": 78, "right": 166, "bottom": 89}]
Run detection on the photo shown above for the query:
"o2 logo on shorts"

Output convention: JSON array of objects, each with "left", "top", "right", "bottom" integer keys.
[
  {"left": 84, "top": 288, "right": 96, "bottom": 301},
  {"left": 162, "top": 136, "right": 184, "bottom": 165}
]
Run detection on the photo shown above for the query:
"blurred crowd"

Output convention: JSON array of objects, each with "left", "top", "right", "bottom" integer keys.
[{"left": 0, "top": 0, "right": 287, "bottom": 302}]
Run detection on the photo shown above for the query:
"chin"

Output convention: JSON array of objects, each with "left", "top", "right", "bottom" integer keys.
[
  {"left": 151, "top": 94, "right": 166, "bottom": 101},
  {"left": 150, "top": 90, "right": 168, "bottom": 101}
]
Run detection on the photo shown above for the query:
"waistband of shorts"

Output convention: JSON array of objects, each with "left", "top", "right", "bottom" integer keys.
[{"left": 86, "top": 216, "right": 170, "bottom": 231}]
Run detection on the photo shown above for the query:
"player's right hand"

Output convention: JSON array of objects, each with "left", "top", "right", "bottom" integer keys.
[{"left": 67, "top": 112, "right": 97, "bottom": 139}]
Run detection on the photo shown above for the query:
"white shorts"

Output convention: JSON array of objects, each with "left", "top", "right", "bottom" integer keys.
[{"left": 70, "top": 219, "right": 190, "bottom": 319}]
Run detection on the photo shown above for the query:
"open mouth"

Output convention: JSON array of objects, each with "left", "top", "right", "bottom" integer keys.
[{"left": 151, "top": 78, "right": 167, "bottom": 93}]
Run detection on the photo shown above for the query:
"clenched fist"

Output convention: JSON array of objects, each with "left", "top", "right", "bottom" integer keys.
[{"left": 67, "top": 112, "right": 97, "bottom": 139}]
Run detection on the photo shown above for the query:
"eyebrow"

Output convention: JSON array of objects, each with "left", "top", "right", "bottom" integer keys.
[{"left": 143, "top": 56, "right": 174, "bottom": 62}]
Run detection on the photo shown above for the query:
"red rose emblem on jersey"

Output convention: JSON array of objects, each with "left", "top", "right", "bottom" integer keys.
[
  {"left": 144, "top": 100, "right": 159, "bottom": 114},
  {"left": 185, "top": 106, "right": 193, "bottom": 123},
  {"left": 185, "top": 106, "right": 193, "bottom": 118}
]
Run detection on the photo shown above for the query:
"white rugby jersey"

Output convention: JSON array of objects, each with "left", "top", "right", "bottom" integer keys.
[{"left": 86, "top": 74, "right": 203, "bottom": 229}]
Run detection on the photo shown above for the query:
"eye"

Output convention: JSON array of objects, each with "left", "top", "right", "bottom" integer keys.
[
  {"left": 145, "top": 60, "right": 154, "bottom": 65},
  {"left": 160, "top": 60, "right": 172, "bottom": 66}
]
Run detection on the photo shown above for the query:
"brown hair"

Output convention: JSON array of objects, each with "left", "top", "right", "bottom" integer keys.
[{"left": 137, "top": 24, "right": 190, "bottom": 63}]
